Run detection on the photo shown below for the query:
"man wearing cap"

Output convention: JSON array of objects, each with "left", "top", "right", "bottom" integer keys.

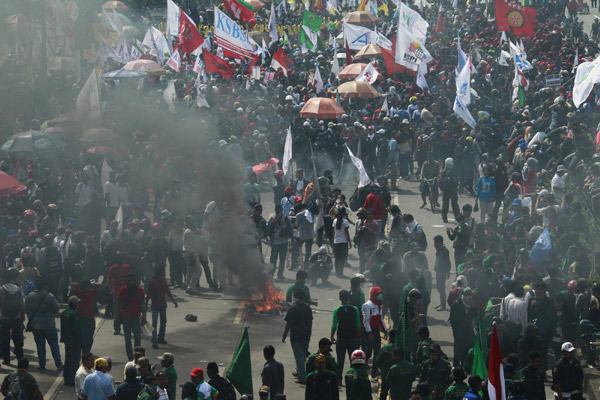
[
  {"left": 136, "top": 357, "right": 154, "bottom": 383},
  {"left": 419, "top": 345, "right": 452, "bottom": 400},
  {"left": 81, "top": 358, "right": 115, "bottom": 400},
  {"left": 61, "top": 295, "right": 83, "bottom": 386},
  {"left": 552, "top": 342, "right": 583, "bottom": 400},
  {"left": 551, "top": 165, "right": 567, "bottom": 199},
  {"left": 190, "top": 368, "right": 219, "bottom": 400},
  {"left": 158, "top": 353, "right": 177, "bottom": 400},
  {"left": 258, "top": 385, "right": 270, "bottom": 400}
]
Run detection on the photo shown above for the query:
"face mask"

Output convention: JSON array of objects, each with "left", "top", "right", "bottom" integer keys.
[
  {"left": 376, "top": 293, "right": 383, "bottom": 302},
  {"left": 463, "top": 295, "right": 473, "bottom": 308}
]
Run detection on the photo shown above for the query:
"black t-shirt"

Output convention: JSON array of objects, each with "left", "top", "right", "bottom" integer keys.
[
  {"left": 552, "top": 358, "right": 583, "bottom": 393},
  {"left": 208, "top": 376, "right": 236, "bottom": 400},
  {"left": 284, "top": 301, "right": 313, "bottom": 343}
]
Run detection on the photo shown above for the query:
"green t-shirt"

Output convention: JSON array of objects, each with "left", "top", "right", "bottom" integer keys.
[
  {"left": 419, "top": 358, "right": 452, "bottom": 397},
  {"left": 165, "top": 364, "right": 177, "bottom": 400},
  {"left": 306, "top": 352, "right": 337, "bottom": 375},
  {"left": 375, "top": 343, "right": 395, "bottom": 379},
  {"left": 331, "top": 304, "right": 361, "bottom": 335},
  {"left": 386, "top": 359, "right": 416, "bottom": 400},
  {"left": 443, "top": 382, "right": 469, "bottom": 400},
  {"left": 286, "top": 283, "right": 312, "bottom": 304},
  {"left": 345, "top": 367, "right": 372, "bottom": 400}
]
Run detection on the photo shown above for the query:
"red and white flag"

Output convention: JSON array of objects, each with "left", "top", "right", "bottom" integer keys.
[
  {"left": 179, "top": 10, "right": 204, "bottom": 54},
  {"left": 166, "top": 47, "right": 181, "bottom": 71},
  {"left": 488, "top": 326, "right": 506, "bottom": 400},
  {"left": 271, "top": 47, "right": 292, "bottom": 76}
]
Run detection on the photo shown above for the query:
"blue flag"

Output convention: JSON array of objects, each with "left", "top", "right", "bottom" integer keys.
[{"left": 529, "top": 228, "right": 551, "bottom": 267}]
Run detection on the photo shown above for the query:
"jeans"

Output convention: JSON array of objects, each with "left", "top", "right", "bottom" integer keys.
[
  {"left": 292, "top": 239, "right": 313, "bottom": 270},
  {"left": 365, "top": 328, "right": 382, "bottom": 367},
  {"left": 270, "top": 244, "right": 288, "bottom": 276},
  {"left": 291, "top": 340, "right": 309, "bottom": 380},
  {"left": 333, "top": 243, "right": 349, "bottom": 276},
  {"left": 436, "top": 271, "right": 447, "bottom": 308},
  {"left": 123, "top": 318, "right": 141, "bottom": 361},
  {"left": 441, "top": 191, "right": 460, "bottom": 221},
  {"left": 1, "top": 318, "right": 24, "bottom": 364},
  {"left": 151, "top": 307, "right": 167, "bottom": 344},
  {"left": 64, "top": 343, "right": 80, "bottom": 385},
  {"left": 335, "top": 337, "right": 359, "bottom": 380},
  {"left": 32, "top": 327, "right": 62, "bottom": 368},
  {"left": 80, "top": 317, "right": 95, "bottom": 355},
  {"left": 168, "top": 250, "right": 185, "bottom": 287}
]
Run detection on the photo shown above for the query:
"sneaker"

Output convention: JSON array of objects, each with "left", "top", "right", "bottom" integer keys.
[
  {"left": 158, "top": 339, "right": 168, "bottom": 344},
  {"left": 292, "top": 370, "right": 298, "bottom": 377},
  {"left": 420, "top": 203, "right": 427, "bottom": 209},
  {"left": 113, "top": 330, "right": 121, "bottom": 335},
  {"left": 56, "top": 364, "right": 64, "bottom": 371}
]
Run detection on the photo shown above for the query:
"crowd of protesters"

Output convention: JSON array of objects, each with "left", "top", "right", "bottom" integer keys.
[{"left": 0, "top": 0, "right": 599, "bottom": 397}]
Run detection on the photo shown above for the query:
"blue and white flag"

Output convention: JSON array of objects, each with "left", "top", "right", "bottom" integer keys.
[{"left": 529, "top": 228, "right": 552, "bottom": 267}]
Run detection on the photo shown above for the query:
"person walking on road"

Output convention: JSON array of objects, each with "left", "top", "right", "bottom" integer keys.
[
  {"left": 116, "top": 274, "right": 145, "bottom": 361},
  {"left": 282, "top": 288, "right": 313, "bottom": 384},
  {"left": 261, "top": 345, "right": 285, "bottom": 396},
  {"left": 305, "top": 355, "right": 339, "bottom": 400},
  {"left": 439, "top": 158, "right": 460, "bottom": 224},
  {"left": 60, "top": 296, "right": 83, "bottom": 386},
  {"left": 362, "top": 286, "right": 388, "bottom": 376},
  {"left": 0, "top": 268, "right": 25, "bottom": 365},
  {"left": 433, "top": 236, "right": 451, "bottom": 312},
  {"left": 331, "top": 289, "right": 361, "bottom": 383},
  {"left": 344, "top": 350, "right": 372, "bottom": 400},
  {"left": 145, "top": 266, "right": 178, "bottom": 349}
]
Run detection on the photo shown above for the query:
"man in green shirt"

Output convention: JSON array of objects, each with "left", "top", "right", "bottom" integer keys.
[
  {"left": 375, "top": 329, "right": 396, "bottom": 400},
  {"left": 137, "top": 375, "right": 159, "bottom": 400},
  {"left": 331, "top": 289, "right": 361, "bottom": 383},
  {"left": 305, "top": 355, "right": 338, "bottom": 400},
  {"left": 443, "top": 367, "right": 469, "bottom": 400},
  {"left": 386, "top": 347, "right": 416, "bottom": 400},
  {"left": 415, "top": 326, "right": 434, "bottom": 373},
  {"left": 419, "top": 345, "right": 452, "bottom": 400},
  {"left": 158, "top": 352, "right": 177, "bottom": 400},
  {"left": 306, "top": 338, "right": 338, "bottom": 375},
  {"left": 344, "top": 350, "right": 372, "bottom": 400},
  {"left": 61, "top": 296, "right": 83, "bottom": 387},
  {"left": 286, "top": 270, "right": 316, "bottom": 305}
]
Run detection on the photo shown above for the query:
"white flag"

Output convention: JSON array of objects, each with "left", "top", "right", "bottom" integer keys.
[
  {"left": 573, "top": 56, "right": 600, "bottom": 108},
  {"left": 498, "top": 50, "right": 511, "bottom": 66},
  {"left": 163, "top": 80, "right": 177, "bottom": 113},
  {"left": 331, "top": 50, "right": 341, "bottom": 77},
  {"left": 268, "top": 2, "right": 279, "bottom": 44},
  {"left": 456, "top": 56, "right": 471, "bottom": 106},
  {"left": 453, "top": 95, "right": 476, "bottom": 128},
  {"left": 381, "top": 95, "right": 389, "bottom": 112},
  {"left": 397, "top": 1, "right": 429, "bottom": 44},
  {"left": 395, "top": 22, "right": 431, "bottom": 71},
  {"left": 355, "top": 62, "right": 379, "bottom": 84},
  {"left": 345, "top": 145, "right": 371, "bottom": 188},
  {"left": 416, "top": 61, "right": 428, "bottom": 89},
  {"left": 343, "top": 22, "right": 392, "bottom": 50},
  {"left": 314, "top": 66, "right": 323, "bottom": 93},
  {"left": 166, "top": 48, "right": 181, "bottom": 71},
  {"left": 142, "top": 26, "right": 170, "bottom": 65},
  {"left": 252, "top": 65, "right": 261, "bottom": 80},
  {"left": 500, "top": 31, "right": 508, "bottom": 45},
  {"left": 282, "top": 127, "right": 293, "bottom": 176},
  {"left": 572, "top": 47, "right": 579, "bottom": 73},
  {"left": 101, "top": 158, "right": 113, "bottom": 190},
  {"left": 115, "top": 205, "right": 123, "bottom": 232},
  {"left": 166, "top": 0, "right": 181, "bottom": 37},
  {"left": 193, "top": 53, "right": 202, "bottom": 73},
  {"left": 76, "top": 69, "right": 101, "bottom": 119}
]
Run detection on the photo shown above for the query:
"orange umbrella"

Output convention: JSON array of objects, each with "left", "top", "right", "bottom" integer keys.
[
  {"left": 338, "top": 63, "right": 367, "bottom": 80},
  {"left": 300, "top": 98, "right": 346, "bottom": 119},
  {"left": 337, "top": 81, "right": 381, "bottom": 98},
  {"left": 343, "top": 11, "right": 377, "bottom": 26},
  {"left": 122, "top": 60, "right": 165, "bottom": 74},
  {"left": 103, "top": 1, "right": 129, "bottom": 12},
  {"left": 354, "top": 44, "right": 383, "bottom": 60},
  {"left": 248, "top": 0, "right": 267, "bottom": 9}
]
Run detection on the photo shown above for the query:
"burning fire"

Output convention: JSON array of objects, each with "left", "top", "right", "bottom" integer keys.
[{"left": 243, "top": 280, "right": 287, "bottom": 313}]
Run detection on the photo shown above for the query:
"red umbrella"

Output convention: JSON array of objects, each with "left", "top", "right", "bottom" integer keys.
[
  {"left": 86, "top": 146, "right": 119, "bottom": 156},
  {"left": 0, "top": 172, "right": 25, "bottom": 198}
]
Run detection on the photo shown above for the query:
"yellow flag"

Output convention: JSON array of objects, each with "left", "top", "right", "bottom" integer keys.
[
  {"left": 357, "top": 0, "right": 368, "bottom": 11},
  {"left": 377, "top": 3, "right": 388, "bottom": 15}
]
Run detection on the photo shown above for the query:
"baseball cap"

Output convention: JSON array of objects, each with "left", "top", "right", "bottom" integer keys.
[
  {"left": 189, "top": 367, "right": 204, "bottom": 377},
  {"left": 157, "top": 353, "right": 174, "bottom": 363},
  {"left": 259, "top": 385, "right": 271, "bottom": 393},
  {"left": 95, "top": 358, "right": 109, "bottom": 368},
  {"left": 500, "top": 277, "right": 512, "bottom": 288},
  {"left": 561, "top": 342, "right": 575, "bottom": 352}
]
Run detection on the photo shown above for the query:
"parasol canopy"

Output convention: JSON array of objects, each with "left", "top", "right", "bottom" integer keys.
[
  {"left": 0, "top": 172, "right": 26, "bottom": 198},
  {"left": 338, "top": 63, "right": 367, "bottom": 80},
  {"left": 300, "top": 98, "right": 346, "bottom": 119},
  {"left": 343, "top": 11, "right": 377, "bottom": 26},
  {"left": 103, "top": 1, "right": 128, "bottom": 12},
  {"left": 102, "top": 69, "right": 147, "bottom": 80},
  {"left": 0, "top": 130, "right": 66, "bottom": 155},
  {"left": 122, "top": 60, "right": 165, "bottom": 74},
  {"left": 337, "top": 81, "right": 381, "bottom": 98},
  {"left": 354, "top": 44, "right": 383, "bottom": 60}
]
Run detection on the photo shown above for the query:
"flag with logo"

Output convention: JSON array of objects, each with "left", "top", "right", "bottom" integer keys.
[
  {"left": 214, "top": 6, "right": 256, "bottom": 59},
  {"left": 166, "top": 47, "right": 181, "bottom": 71},
  {"left": 395, "top": 22, "right": 431, "bottom": 71},
  {"left": 397, "top": 1, "right": 429, "bottom": 43},
  {"left": 495, "top": 0, "right": 536, "bottom": 37},
  {"left": 203, "top": 48, "right": 235, "bottom": 81},
  {"left": 454, "top": 96, "right": 476, "bottom": 129},
  {"left": 300, "top": 11, "right": 323, "bottom": 52},
  {"left": 355, "top": 62, "right": 379, "bottom": 84},
  {"left": 167, "top": 0, "right": 180, "bottom": 36},
  {"left": 343, "top": 22, "right": 392, "bottom": 50},
  {"left": 345, "top": 145, "right": 371, "bottom": 187},
  {"left": 456, "top": 56, "right": 472, "bottom": 106},
  {"left": 142, "top": 26, "right": 170, "bottom": 65},
  {"left": 179, "top": 11, "right": 205, "bottom": 54},
  {"left": 573, "top": 56, "right": 600, "bottom": 108},
  {"left": 529, "top": 227, "right": 551, "bottom": 267},
  {"left": 268, "top": 2, "right": 279, "bottom": 44}
]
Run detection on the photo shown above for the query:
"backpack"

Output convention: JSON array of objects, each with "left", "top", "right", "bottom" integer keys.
[
  {"left": 217, "top": 377, "right": 236, "bottom": 400},
  {"left": 440, "top": 169, "right": 454, "bottom": 191},
  {"left": 7, "top": 372, "right": 23, "bottom": 400},
  {"left": 0, "top": 287, "right": 22, "bottom": 319}
]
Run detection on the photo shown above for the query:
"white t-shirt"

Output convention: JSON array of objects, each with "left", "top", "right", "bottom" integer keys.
[
  {"left": 332, "top": 218, "right": 350, "bottom": 244},
  {"left": 104, "top": 182, "right": 119, "bottom": 207}
]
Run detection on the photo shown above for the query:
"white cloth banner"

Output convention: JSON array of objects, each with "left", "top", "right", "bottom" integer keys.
[
  {"left": 167, "top": 0, "right": 180, "bottom": 37},
  {"left": 456, "top": 57, "right": 471, "bottom": 106},
  {"left": 345, "top": 145, "right": 371, "bottom": 188},
  {"left": 163, "top": 80, "right": 177, "bottom": 113},
  {"left": 395, "top": 22, "right": 431, "bottom": 71},
  {"left": 76, "top": 69, "right": 101, "bottom": 119},
  {"left": 416, "top": 61, "right": 428, "bottom": 89},
  {"left": 343, "top": 22, "right": 392, "bottom": 50},
  {"left": 268, "top": 3, "right": 279, "bottom": 44},
  {"left": 355, "top": 62, "right": 379, "bottom": 84},
  {"left": 142, "top": 26, "right": 170, "bottom": 65},
  {"left": 397, "top": 1, "right": 429, "bottom": 44},
  {"left": 573, "top": 56, "right": 600, "bottom": 108},
  {"left": 453, "top": 95, "right": 476, "bottom": 128},
  {"left": 282, "top": 127, "right": 293, "bottom": 176},
  {"left": 101, "top": 159, "right": 113, "bottom": 192},
  {"left": 214, "top": 6, "right": 255, "bottom": 59}
]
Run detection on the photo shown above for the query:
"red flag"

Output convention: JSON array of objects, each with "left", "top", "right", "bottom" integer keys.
[
  {"left": 252, "top": 157, "right": 280, "bottom": 175},
  {"left": 203, "top": 49, "right": 235, "bottom": 81},
  {"left": 488, "top": 326, "right": 506, "bottom": 400},
  {"left": 381, "top": 44, "right": 416, "bottom": 77},
  {"left": 495, "top": 0, "right": 536, "bottom": 37},
  {"left": 223, "top": 0, "right": 256, "bottom": 27},
  {"left": 345, "top": 40, "right": 352, "bottom": 65},
  {"left": 275, "top": 47, "right": 292, "bottom": 67},
  {"left": 179, "top": 11, "right": 204, "bottom": 54},
  {"left": 435, "top": 12, "right": 445, "bottom": 33}
]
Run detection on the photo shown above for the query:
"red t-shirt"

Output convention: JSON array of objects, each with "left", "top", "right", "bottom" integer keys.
[
  {"left": 75, "top": 288, "right": 97, "bottom": 319},
  {"left": 117, "top": 286, "right": 145, "bottom": 319},
  {"left": 107, "top": 264, "right": 132, "bottom": 294},
  {"left": 147, "top": 277, "right": 168, "bottom": 310}
]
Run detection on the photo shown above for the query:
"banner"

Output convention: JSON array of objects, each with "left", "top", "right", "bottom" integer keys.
[
  {"left": 167, "top": 0, "right": 180, "bottom": 36},
  {"left": 397, "top": 1, "right": 429, "bottom": 44},
  {"left": 343, "top": 22, "right": 392, "bottom": 50},
  {"left": 395, "top": 23, "right": 431, "bottom": 71},
  {"left": 573, "top": 56, "right": 600, "bottom": 107},
  {"left": 203, "top": 49, "right": 235, "bottom": 81},
  {"left": 355, "top": 61, "right": 378, "bottom": 84},
  {"left": 252, "top": 157, "right": 280, "bottom": 175},
  {"left": 345, "top": 145, "right": 371, "bottom": 188},
  {"left": 495, "top": 0, "right": 536, "bottom": 37},
  {"left": 214, "top": 6, "right": 256, "bottom": 59}
]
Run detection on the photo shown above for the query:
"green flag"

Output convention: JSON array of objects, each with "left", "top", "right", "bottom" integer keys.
[
  {"left": 472, "top": 310, "right": 488, "bottom": 380},
  {"left": 396, "top": 292, "right": 414, "bottom": 352},
  {"left": 518, "top": 86, "right": 525, "bottom": 107},
  {"left": 300, "top": 11, "right": 324, "bottom": 51},
  {"left": 226, "top": 328, "right": 253, "bottom": 395},
  {"left": 234, "top": 0, "right": 256, "bottom": 11}
]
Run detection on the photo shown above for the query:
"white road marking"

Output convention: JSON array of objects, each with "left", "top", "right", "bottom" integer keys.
[{"left": 233, "top": 304, "right": 245, "bottom": 324}]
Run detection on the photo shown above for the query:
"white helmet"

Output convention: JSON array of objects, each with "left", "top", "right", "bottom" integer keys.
[
  {"left": 350, "top": 350, "right": 367, "bottom": 365},
  {"left": 445, "top": 157, "right": 454, "bottom": 167}
]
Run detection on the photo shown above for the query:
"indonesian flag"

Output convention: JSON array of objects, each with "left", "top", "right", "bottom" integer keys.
[
  {"left": 203, "top": 49, "right": 235, "bottom": 81},
  {"left": 435, "top": 4, "right": 444, "bottom": 33},
  {"left": 179, "top": 10, "right": 205, "bottom": 54},
  {"left": 271, "top": 47, "right": 292, "bottom": 76},
  {"left": 488, "top": 326, "right": 506, "bottom": 400}
]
